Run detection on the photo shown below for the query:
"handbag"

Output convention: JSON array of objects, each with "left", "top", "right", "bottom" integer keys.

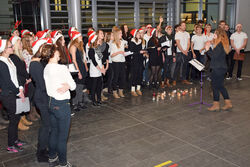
[{"left": 233, "top": 50, "right": 245, "bottom": 61}]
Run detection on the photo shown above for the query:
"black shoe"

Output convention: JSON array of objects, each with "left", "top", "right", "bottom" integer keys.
[
  {"left": 15, "top": 139, "right": 27, "bottom": 147},
  {"left": 78, "top": 103, "right": 87, "bottom": 110},
  {"left": 92, "top": 102, "right": 100, "bottom": 107},
  {"left": 72, "top": 105, "right": 80, "bottom": 112},
  {"left": 37, "top": 149, "right": 49, "bottom": 163}
]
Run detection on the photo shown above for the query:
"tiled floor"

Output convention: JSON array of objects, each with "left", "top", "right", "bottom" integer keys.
[{"left": 1, "top": 55, "right": 250, "bottom": 167}]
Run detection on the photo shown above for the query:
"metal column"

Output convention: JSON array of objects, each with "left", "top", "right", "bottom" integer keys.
[
  {"left": 152, "top": 1, "right": 155, "bottom": 27},
  {"left": 40, "top": 0, "right": 51, "bottom": 30},
  {"left": 92, "top": 0, "right": 98, "bottom": 30},
  {"left": 70, "top": 0, "right": 82, "bottom": 33},
  {"left": 198, "top": 0, "right": 203, "bottom": 20},
  {"left": 134, "top": 0, "right": 140, "bottom": 28},
  {"left": 175, "top": 0, "right": 181, "bottom": 24},
  {"left": 219, "top": 0, "right": 226, "bottom": 21},
  {"left": 115, "top": 0, "right": 118, "bottom": 27}
]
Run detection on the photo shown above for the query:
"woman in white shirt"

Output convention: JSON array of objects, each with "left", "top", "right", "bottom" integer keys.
[
  {"left": 110, "top": 27, "right": 127, "bottom": 98},
  {"left": 0, "top": 39, "right": 25, "bottom": 153},
  {"left": 43, "top": 45, "right": 76, "bottom": 167}
]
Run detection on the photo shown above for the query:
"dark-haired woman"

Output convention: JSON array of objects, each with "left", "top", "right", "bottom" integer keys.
[
  {"left": 205, "top": 28, "right": 232, "bottom": 111},
  {"left": 44, "top": 45, "right": 76, "bottom": 167},
  {"left": 0, "top": 39, "right": 26, "bottom": 153},
  {"left": 30, "top": 39, "right": 50, "bottom": 162},
  {"left": 148, "top": 28, "right": 162, "bottom": 88}
]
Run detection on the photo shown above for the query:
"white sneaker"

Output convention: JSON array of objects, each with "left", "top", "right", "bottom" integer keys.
[
  {"left": 237, "top": 77, "right": 243, "bottom": 81},
  {"left": 226, "top": 77, "right": 232, "bottom": 80}
]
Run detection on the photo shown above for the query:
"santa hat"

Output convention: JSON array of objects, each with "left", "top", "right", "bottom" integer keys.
[
  {"left": 87, "top": 30, "right": 96, "bottom": 38},
  {"left": 68, "top": 27, "right": 78, "bottom": 38},
  {"left": 44, "top": 29, "right": 51, "bottom": 33},
  {"left": 10, "top": 36, "right": 21, "bottom": 45},
  {"left": 146, "top": 24, "right": 152, "bottom": 29},
  {"left": 0, "top": 39, "right": 7, "bottom": 53},
  {"left": 36, "top": 31, "right": 47, "bottom": 40},
  {"left": 44, "top": 38, "right": 53, "bottom": 45},
  {"left": 71, "top": 31, "right": 81, "bottom": 41},
  {"left": 150, "top": 28, "right": 156, "bottom": 37},
  {"left": 53, "top": 34, "right": 63, "bottom": 44},
  {"left": 21, "top": 29, "right": 32, "bottom": 38},
  {"left": 138, "top": 28, "right": 144, "bottom": 33},
  {"left": 130, "top": 29, "right": 138, "bottom": 38},
  {"left": 50, "top": 30, "right": 60, "bottom": 39},
  {"left": 32, "top": 39, "right": 47, "bottom": 55},
  {"left": 88, "top": 34, "right": 97, "bottom": 46}
]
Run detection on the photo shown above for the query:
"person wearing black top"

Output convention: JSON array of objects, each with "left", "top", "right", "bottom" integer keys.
[
  {"left": 88, "top": 31, "right": 106, "bottom": 106},
  {"left": 0, "top": 39, "right": 26, "bottom": 153},
  {"left": 129, "top": 29, "right": 146, "bottom": 96},
  {"left": 159, "top": 26, "right": 175, "bottom": 88},
  {"left": 205, "top": 28, "right": 232, "bottom": 112},
  {"left": 148, "top": 28, "right": 162, "bottom": 88},
  {"left": 30, "top": 43, "right": 51, "bottom": 162}
]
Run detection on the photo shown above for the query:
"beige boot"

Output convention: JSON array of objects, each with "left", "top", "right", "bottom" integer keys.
[
  {"left": 131, "top": 91, "right": 138, "bottom": 97},
  {"left": 165, "top": 79, "right": 172, "bottom": 88},
  {"left": 221, "top": 99, "right": 233, "bottom": 111},
  {"left": 208, "top": 101, "right": 220, "bottom": 112},
  {"left": 136, "top": 90, "right": 142, "bottom": 96},
  {"left": 18, "top": 121, "right": 29, "bottom": 131},
  {"left": 101, "top": 92, "right": 108, "bottom": 101},
  {"left": 160, "top": 81, "right": 165, "bottom": 88},
  {"left": 118, "top": 89, "right": 125, "bottom": 98},
  {"left": 113, "top": 90, "right": 120, "bottom": 99},
  {"left": 21, "top": 116, "right": 33, "bottom": 126}
]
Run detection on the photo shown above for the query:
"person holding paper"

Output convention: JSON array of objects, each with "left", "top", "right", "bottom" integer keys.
[
  {"left": 0, "top": 39, "right": 26, "bottom": 153},
  {"left": 110, "top": 27, "right": 127, "bottom": 98},
  {"left": 43, "top": 45, "right": 76, "bottom": 167},
  {"left": 205, "top": 28, "right": 232, "bottom": 112}
]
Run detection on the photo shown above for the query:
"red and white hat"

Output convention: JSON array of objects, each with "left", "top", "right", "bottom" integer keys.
[
  {"left": 21, "top": 29, "right": 32, "bottom": 38},
  {"left": 71, "top": 31, "right": 81, "bottom": 41},
  {"left": 87, "top": 30, "right": 96, "bottom": 38},
  {"left": 68, "top": 27, "right": 78, "bottom": 38},
  {"left": 146, "top": 24, "right": 152, "bottom": 29},
  {"left": 32, "top": 39, "right": 47, "bottom": 55},
  {"left": 44, "top": 38, "right": 53, "bottom": 45},
  {"left": 150, "top": 28, "right": 156, "bottom": 37},
  {"left": 10, "top": 36, "right": 21, "bottom": 45},
  {"left": 88, "top": 34, "right": 97, "bottom": 45},
  {"left": 50, "top": 30, "right": 60, "bottom": 38},
  {"left": 0, "top": 39, "right": 7, "bottom": 53},
  {"left": 138, "top": 28, "right": 144, "bottom": 33},
  {"left": 130, "top": 29, "right": 138, "bottom": 38},
  {"left": 53, "top": 34, "right": 63, "bottom": 44},
  {"left": 36, "top": 31, "right": 47, "bottom": 40}
]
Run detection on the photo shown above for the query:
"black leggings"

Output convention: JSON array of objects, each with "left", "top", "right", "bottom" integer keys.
[
  {"left": 150, "top": 66, "right": 160, "bottom": 84},
  {"left": 91, "top": 77, "right": 102, "bottom": 103},
  {"left": 112, "top": 62, "right": 126, "bottom": 91}
]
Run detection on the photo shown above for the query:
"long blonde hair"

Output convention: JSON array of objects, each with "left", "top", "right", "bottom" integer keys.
[
  {"left": 213, "top": 28, "right": 230, "bottom": 54},
  {"left": 13, "top": 39, "right": 24, "bottom": 61},
  {"left": 112, "top": 27, "right": 121, "bottom": 48}
]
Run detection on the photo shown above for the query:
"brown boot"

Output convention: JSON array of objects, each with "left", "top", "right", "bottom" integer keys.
[
  {"left": 28, "top": 108, "right": 38, "bottom": 122},
  {"left": 172, "top": 80, "right": 176, "bottom": 86},
  {"left": 182, "top": 80, "right": 193, "bottom": 85},
  {"left": 131, "top": 91, "right": 138, "bottom": 97},
  {"left": 18, "top": 121, "right": 29, "bottom": 131},
  {"left": 136, "top": 90, "right": 142, "bottom": 96},
  {"left": 160, "top": 81, "right": 165, "bottom": 88},
  {"left": 207, "top": 101, "right": 220, "bottom": 112},
  {"left": 113, "top": 90, "right": 120, "bottom": 99},
  {"left": 101, "top": 92, "right": 108, "bottom": 101},
  {"left": 165, "top": 79, "right": 172, "bottom": 87},
  {"left": 118, "top": 89, "right": 125, "bottom": 98},
  {"left": 21, "top": 116, "right": 33, "bottom": 126},
  {"left": 221, "top": 99, "right": 233, "bottom": 111}
]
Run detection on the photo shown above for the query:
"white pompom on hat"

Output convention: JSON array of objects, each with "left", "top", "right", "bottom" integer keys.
[
  {"left": 10, "top": 36, "right": 21, "bottom": 46},
  {"left": 32, "top": 39, "right": 47, "bottom": 55},
  {"left": 0, "top": 39, "right": 7, "bottom": 53}
]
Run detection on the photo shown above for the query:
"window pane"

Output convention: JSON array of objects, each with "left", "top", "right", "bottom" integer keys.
[
  {"left": 97, "top": 1, "right": 115, "bottom": 32},
  {"left": 81, "top": 0, "right": 92, "bottom": 35}
]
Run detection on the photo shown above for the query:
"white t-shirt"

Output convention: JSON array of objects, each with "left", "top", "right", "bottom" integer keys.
[
  {"left": 191, "top": 34, "right": 207, "bottom": 55},
  {"left": 230, "top": 31, "right": 248, "bottom": 49},
  {"left": 110, "top": 40, "right": 126, "bottom": 63},
  {"left": 175, "top": 31, "right": 190, "bottom": 53},
  {"left": 203, "top": 33, "right": 214, "bottom": 42},
  {"left": 44, "top": 63, "right": 76, "bottom": 100}
]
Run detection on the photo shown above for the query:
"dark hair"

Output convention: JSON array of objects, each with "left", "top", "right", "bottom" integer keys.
[
  {"left": 121, "top": 24, "right": 130, "bottom": 40},
  {"left": 151, "top": 31, "right": 158, "bottom": 46},
  {"left": 40, "top": 44, "right": 57, "bottom": 62},
  {"left": 22, "top": 34, "right": 33, "bottom": 55},
  {"left": 196, "top": 25, "right": 202, "bottom": 30},
  {"left": 179, "top": 21, "right": 186, "bottom": 26},
  {"left": 198, "top": 20, "right": 204, "bottom": 24},
  {"left": 56, "top": 36, "right": 69, "bottom": 64},
  {"left": 174, "top": 24, "right": 180, "bottom": 30},
  {"left": 219, "top": 20, "right": 226, "bottom": 25}
]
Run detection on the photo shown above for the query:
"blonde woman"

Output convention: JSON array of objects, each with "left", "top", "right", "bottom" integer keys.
[
  {"left": 110, "top": 27, "right": 127, "bottom": 98},
  {"left": 9, "top": 36, "right": 33, "bottom": 130}
]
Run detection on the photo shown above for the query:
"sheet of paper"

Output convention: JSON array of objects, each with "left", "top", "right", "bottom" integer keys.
[
  {"left": 189, "top": 59, "right": 205, "bottom": 71},
  {"left": 16, "top": 97, "right": 30, "bottom": 114},
  {"left": 124, "top": 51, "right": 133, "bottom": 56}
]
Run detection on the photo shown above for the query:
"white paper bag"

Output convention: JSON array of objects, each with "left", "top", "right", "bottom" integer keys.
[{"left": 16, "top": 97, "right": 30, "bottom": 114}]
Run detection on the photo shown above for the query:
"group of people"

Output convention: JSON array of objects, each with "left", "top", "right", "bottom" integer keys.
[{"left": 0, "top": 17, "right": 248, "bottom": 167}]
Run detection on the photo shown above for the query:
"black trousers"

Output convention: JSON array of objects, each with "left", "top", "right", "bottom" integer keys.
[
  {"left": 112, "top": 62, "right": 126, "bottom": 91},
  {"left": 211, "top": 68, "right": 230, "bottom": 101},
  {"left": 173, "top": 53, "right": 188, "bottom": 81},
  {"left": 131, "top": 61, "right": 144, "bottom": 87},
  {"left": 162, "top": 55, "right": 173, "bottom": 80},
  {"left": 226, "top": 50, "right": 234, "bottom": 73},
  {"left": 229, "top": 51, "right": 243, "bottom": 78},
  {"left": 0, "top": 94, "right": 20, "bottom": 146},
  {"left": 91, "top": 76, "right": 102, "bottom": 103},
  {"left": 34, "top": 94, "right": 50, "bottom": 152},
  {"left": 103, "top": 63, "right": 114, "bottom": 92}
]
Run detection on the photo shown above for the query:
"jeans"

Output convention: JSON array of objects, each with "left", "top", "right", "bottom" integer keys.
[
  {"left": 0, "top": 94, "right": 20, "bottom": 146},
  {"left": 162, "top": 55, "right": 173, "bottom": 80},
  {"left": 173, "top": 53, "right": 188, "bottom": 81},
  {"left": 48, "top": 97, "right": 71, "bottom": 166},
  {"left": 211, "top": 68, "right": 230, "bottom": 101},
  {"left": 143, "top": 60, "right": 150, "bottom": 83}
]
